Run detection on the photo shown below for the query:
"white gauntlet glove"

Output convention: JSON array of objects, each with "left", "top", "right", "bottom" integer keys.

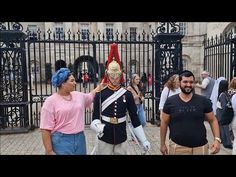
[
  {"left": 142, "top": 140, "right": 151, "bottom": 152},
  {"left": 90, "top": 119, "right": 105, "bottom": 138},
  {"left": 133, "top": 125, "right": 151, "bottom": 152}
]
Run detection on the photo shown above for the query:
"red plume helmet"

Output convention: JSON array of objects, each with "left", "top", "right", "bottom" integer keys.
[{"left": 103, "top": 43, "right": 124, "bottom": 84}]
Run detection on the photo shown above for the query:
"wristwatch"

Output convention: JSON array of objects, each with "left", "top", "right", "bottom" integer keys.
[{"left": 214, "top": 137, "right": 222, "bottom": 143}]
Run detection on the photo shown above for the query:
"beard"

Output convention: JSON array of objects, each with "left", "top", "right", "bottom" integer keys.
[{"left": 180, "top": 86, "right": 193, "bottom": 94}]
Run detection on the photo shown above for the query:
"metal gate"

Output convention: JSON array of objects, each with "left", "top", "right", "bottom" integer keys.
[
  {"left": 0, "top": 22, "right": 184, "bottom": 133},
  {"left": 204, "top": 32, "right": 236, "bottom": 81},
  {"left": 154, "top": 23, "right": 184, "bottom": 121},
  {"left": 0, "top": 23, "right": 29, "bottom": 133}
]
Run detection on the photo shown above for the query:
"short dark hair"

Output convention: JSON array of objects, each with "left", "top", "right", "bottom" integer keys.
[{"left": 179, "top": 70, "right": 195, "bottom": 81}]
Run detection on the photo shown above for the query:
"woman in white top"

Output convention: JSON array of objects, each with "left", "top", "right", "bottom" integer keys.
[
  {"left": 228, "top": 77, "right": 236, "bottom": 154},
  {"left": 210, "top": 77, "right": 226, "bottom": 115},
  {"left": 159, "top": 74, "right": 181, "bottom": 112}
]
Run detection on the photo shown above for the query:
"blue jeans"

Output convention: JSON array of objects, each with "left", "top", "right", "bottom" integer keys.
[
  {"left": 51, "top": 131, "right": 86, "bottom": 155},
  {"left": 136, "top": 104, "right": 146, "bottom": 127}
]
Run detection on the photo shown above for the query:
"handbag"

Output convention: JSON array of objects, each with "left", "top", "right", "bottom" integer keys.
[{"left": 219, "top": 92, "right": 234, "bottom": 125}]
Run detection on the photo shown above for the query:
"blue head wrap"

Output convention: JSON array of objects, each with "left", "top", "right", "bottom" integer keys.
[{"left": 51, "top": 68, "right": 71, "bottom": 87}]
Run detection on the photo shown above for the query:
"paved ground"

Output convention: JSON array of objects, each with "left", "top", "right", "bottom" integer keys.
[{"left": 0, "top": 122, "right": 232, "bottom": 155}]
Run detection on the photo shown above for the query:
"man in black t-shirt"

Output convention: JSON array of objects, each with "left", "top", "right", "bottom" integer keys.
[{"left": 160, "top": 70, "right": 221, "bottom": 155}]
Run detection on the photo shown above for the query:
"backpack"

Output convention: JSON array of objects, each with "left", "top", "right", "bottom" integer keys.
[{"left": 219, "top": 92, "right": 234, "bottom": 125}]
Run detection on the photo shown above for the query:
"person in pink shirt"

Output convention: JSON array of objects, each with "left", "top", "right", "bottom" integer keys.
[{"left": 40, "top": 68, "right": 104, "bottom": 155}]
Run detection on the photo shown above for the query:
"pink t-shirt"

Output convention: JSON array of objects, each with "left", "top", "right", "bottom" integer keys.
[{"left": 40, "top": 91, "right": 94, "bottom": 134}]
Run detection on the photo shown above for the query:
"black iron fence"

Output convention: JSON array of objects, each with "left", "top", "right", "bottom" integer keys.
[
  {"left": 1, "top": 22, "right": 184, "bottom": 133},
  {"left": 26, "top": 29, "right": 157, "bottom": 129},
  {"left": 204, "top": 32, "right": 236, "bottom": 81}
]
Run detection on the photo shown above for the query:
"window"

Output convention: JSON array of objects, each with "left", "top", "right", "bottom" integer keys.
[
  {"left": 81, "top": 24, "right": 89, "bottom": 40},
  {"left": 55, "top": 23, "right": 64, "bottom": 40},
  {"left": 130, "top": 59, "right": 137, "bottom": 75},
  {"left": 225, "top": 24, "right": 236, "bottom": 38},
  {"left": 231, "top": 26, "right": 236, "bottom": 38},
  {"left": 233, "top": 26, "right": 236, "bottom": 38},
  {"left": 179, "top": 22, "right": 187, "bottom": 35},
  {"left": 182, "top": 58, "right": 187, "bottom": 70},
  {"left": 28, "top": 25, "right": 37, "bottom": 40},
  {"left": 130, "top": 27, "right": 137, "bottom": 41},
  {"left": 233, "top": 26, "right": 236, "bottom": 33},
  {"left": 31, "top": 65, "right": 39, "bottom": 73},
  {"left": 106, "top": 24, "right": 113, "bottom": 41}
]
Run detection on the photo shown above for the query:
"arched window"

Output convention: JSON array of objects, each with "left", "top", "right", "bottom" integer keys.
[
  {"left": 224, "top": 23, "right": 236, "bottom": 38},
  {"left": 31, "top": 64, "right": 39, "bottom": 73}
]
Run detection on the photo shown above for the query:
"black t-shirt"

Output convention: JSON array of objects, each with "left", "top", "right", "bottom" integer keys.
[{"left": 163, "top": 94, "right": 212, "bottom": 147}]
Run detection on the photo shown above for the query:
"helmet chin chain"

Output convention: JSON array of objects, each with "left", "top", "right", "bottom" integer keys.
[{"left": 107, "top": 77, "right": 121, "bottom": 89}]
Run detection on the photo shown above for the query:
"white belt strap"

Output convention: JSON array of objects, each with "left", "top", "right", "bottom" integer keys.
[
  {"left": 102, "top": 88, "right": 127, "bottom": 112},
  {"left": 102, "top": 116, "right": 126, "bottom": 124}
]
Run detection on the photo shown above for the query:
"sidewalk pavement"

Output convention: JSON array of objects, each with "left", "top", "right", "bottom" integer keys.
[{"left": 0, "top": 122, "right": 232, "bottom": 155}]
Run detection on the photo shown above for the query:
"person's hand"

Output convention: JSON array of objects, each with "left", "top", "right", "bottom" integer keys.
[
  {"left": 141, "top": 96, "right": 145, "bottom": 101},
  {"left": 138, "top": 93, "right": 144, "bottom": 101},
  {"left": 90, "top": 119, "right": 105, "bottom": 138},
  {"left": 96, "top": 123, "right": 105, "bottom": 138},
  {"left": 142, "top": 140, "right": 151, "bottom": 152},
  {"left": 100, "top": 81, "right": 107, "bottom": 90},
  {"left": 95, "top": 79, "right": 107, "bottom": 92},
  {"left": 210, "top": 140, "right": 220, "bottom": 154},
  {"left": 46, "top": 150, "right": 56, "bottom": 155},
  {"left": 160, "top": 144, "right": 168, "bottom": 155},
  {"left": 195, "top": 83, "right": 200, "bottom": 87}
]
